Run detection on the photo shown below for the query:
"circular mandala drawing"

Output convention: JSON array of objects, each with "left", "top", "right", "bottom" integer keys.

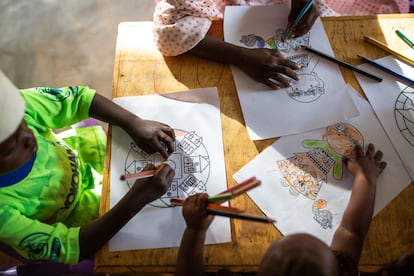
[
  {"left": 394, "top": 86, "right": 414, "bottom": 146},
  {"left": 123, "top": 129, "right": 210, "bottom": 207}
]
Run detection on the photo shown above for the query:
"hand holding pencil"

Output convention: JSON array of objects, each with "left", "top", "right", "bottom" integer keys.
[
  {"left": 285, "top": 0, "right": 318, "bottom": 40},
  {"left": 128, "top": 163, "right": 175, "bottom": 203},
  {"left": 172, "top": 177, "right": 275, "bottom": 224},
  {"left": 182, "top": 193, "right": 215, "bottom": 231}
]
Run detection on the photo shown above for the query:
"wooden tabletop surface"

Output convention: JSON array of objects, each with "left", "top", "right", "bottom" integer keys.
[{"left": 95, "top": 14, "right": 414, "bottom": 274}]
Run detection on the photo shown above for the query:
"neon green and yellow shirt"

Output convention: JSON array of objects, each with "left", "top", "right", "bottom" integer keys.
[{"left": 0, "top": 86, "right": 106, "bottom": 264}]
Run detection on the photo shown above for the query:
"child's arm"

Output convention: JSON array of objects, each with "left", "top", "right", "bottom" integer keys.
[
  {"left": 287, "top": 0, "right": 319, "bottom": 39},
  {"left": 188, "top": 35, "right": 300, "bottom": 89},
  {"left": 331, "top": 143, "right": 386, "bottom": 263},
  {"left": 176, "top": 193, "right": 214, "bottom": 276},
  {"left": 89, "top": 93, "right": 175, "bottom": 159},
  {"left": 78, "top": 164, "right": 175, "bottom": 260}
]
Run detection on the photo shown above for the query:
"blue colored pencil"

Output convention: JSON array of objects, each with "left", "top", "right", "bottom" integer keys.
[
  {"left": 357, "top": 55, "right": 414, "bottom": 86},
  {"left": 284, "top": 0, "right": 314, "bottom": 39}
]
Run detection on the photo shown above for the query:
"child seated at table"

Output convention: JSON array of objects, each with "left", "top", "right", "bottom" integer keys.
[
  {"left": 175, "top": 143, "right": 387, "bottom": 276},
  {"left": 0, "top": 70, "right": 176, "bottom": 274},
  {"left": 153, "top": 0, "right": 409, "bottom": 89}
]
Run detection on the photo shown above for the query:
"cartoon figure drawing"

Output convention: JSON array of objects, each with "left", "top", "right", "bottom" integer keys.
[
  {"left": 277, "top": 122, "right": 364, "bottom": 229},
  {"left": 239, "top": 29, "right": 310, "bottom": 53},
  {"left": 395, "top": 85, "right": 414, "bottom": 146},
  {"left": 285, "top": 56, "right": 325, "bottom": 103},
  {"left": 123, "top": 129, "right": 210, "bottom": 207},
  {"left": 266, "top": 28, "right": 310, "bottom": 54},
  {"left": 240, "top": 34, "right": 265, "bottom": 48},
  {"left": 312, "top": 199, "right": 333, "bottom": 229},
  {"left": 239, "top": 29, "right": 324, "bottom": 103}
]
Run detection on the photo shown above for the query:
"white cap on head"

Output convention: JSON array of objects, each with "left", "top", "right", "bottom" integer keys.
[{"left": 0, "top": 70, "right": 25, "bottom": 143}]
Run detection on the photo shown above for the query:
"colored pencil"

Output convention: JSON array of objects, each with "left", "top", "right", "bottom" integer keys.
[
  {"left": 302, "top": 45, "right": 383, "bottom": 82},
  {"left": 218, "top": 176, "right": 258, "bottom": 195},
  {"left": 170, "top": 198, "right": 243, "bottom": 213},
  {"left": 207, "top": 193, "right": 233, "bottom": 203},
  {"left": 120, "top": 169, "right": 156, "bottom": 181},
  {"left": 357, "top": 54, "right": 414, "bottom": 86},
  {"left": 364, "top": 35, "right": 414, "bottom": 67},
  {"left": 212, "top": 178, "right": 261, "bottom": 204},
  {"left": 206, "top": 208, "right": 276, "bottom": 224},
  {"left": 284, "top": 0, "right": 314, "bottom": 39},
  {"left": 120, "top": 163, "right": 163, "bottom": 181},
  {"left": 396, "top": 30, "right": 414, "bottom": 49}
]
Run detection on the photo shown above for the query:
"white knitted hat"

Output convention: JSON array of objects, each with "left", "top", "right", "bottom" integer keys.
[{"left": 0, "top": 70, "right": 25, "bottom": 143}]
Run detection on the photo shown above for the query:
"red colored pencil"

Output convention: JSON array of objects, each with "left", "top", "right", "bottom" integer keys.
[
  {"left": 120, "top": 163, "right": 164, "bottom": 181},
  {"left": 218, "top": 176, "right": 258, "bottom": 195},
  {"left": 120, "top": 169, "right": 156, "bottom": 181}
]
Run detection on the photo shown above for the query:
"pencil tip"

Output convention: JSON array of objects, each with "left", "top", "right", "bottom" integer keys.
[{"left": 120, "top": 175, "right": 126, "bottom": 181}]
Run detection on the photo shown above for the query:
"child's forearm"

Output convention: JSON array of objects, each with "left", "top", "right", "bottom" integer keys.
[
  {"left": 342, "top": 173, "right": 376, "bottom": 235},
  {"left": 331, "top": 173, "right": 376, "bottom": 261},
  {"left": 188, "top": 35, "right": 245, "bottom": 67},
  {"left": 176, "top": 228, "right": 207, "bottom": 276},
  {"left": 89, "top": 93, "right": 141, "bottom": 131},
  {"left": 78, "top": 187, "right": 150, "bottom": 260}
]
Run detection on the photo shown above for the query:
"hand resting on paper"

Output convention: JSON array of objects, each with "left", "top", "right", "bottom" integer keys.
[{"left": 188, "top": 35, "right": 301, "bottom": 89}]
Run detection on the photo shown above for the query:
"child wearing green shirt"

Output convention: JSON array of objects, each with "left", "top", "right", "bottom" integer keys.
[{"left": 0, "top": 70, "right": 176, "bottom": 271}]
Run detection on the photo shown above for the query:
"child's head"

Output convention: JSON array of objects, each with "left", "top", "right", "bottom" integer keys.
[
  {"left": 0, "top": 71, "right": 35, "bottom": 175},
  {"left": 257, "top": 233, "right": 338, "bottom": 276}
]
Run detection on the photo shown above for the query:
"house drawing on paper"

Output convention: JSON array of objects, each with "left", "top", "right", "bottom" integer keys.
[
  {"left": 239, "top": 29, "right": 325, "bottom": 103},
  {"left": 395, "top": 85, "right": 414, "bottom": 146},
  {"left": 276, "top": 123, "right": 364, "bottom": 229},
  {"left": 123, "top": 129, "right": 211, "bottom": 207}
]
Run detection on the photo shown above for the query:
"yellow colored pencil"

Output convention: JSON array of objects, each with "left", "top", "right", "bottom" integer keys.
[{"left": 364, "top": 35, "right": 414, "bottom": 67}]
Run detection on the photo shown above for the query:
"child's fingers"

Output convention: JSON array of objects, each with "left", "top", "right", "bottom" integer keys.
[
  {"left": 365, "top": 143, "right": 375, "bottom": 158},
  {"left": 374, "top": 150, "right": 383, "bottom": 162}
]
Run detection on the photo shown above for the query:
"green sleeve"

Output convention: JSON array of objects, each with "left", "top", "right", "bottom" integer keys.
[
  {"left": 0, "top": 206, "right": 80, "bottom": 264},
  {"left": 20, "top": 86, "right": 96, "bottom": 129}
]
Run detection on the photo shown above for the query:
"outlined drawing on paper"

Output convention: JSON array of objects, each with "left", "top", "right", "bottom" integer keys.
[
  {"left": 239, "top": 30, "right": 325, "bottom": 103},
  {"left": 276, "top": 123, "right": 364, "bottom": 228},
  {"left": 240, "top": 34, "right": 265, "bottom": 48},
  {"left": 123, "top": 129, "right": 211, "bottom": 207},
  {"left": 312, "top": 199, "right": 333, "bottom": 229},
  {"left": 239, "top": 29, "right": 310, "bottom": 52},
  {"left": 285, "top": 56, "right": 325, "bottom": 103},
  {"left": 266, "top": 28, "right": 310, "bottom": 53},
  {"left": 395, "top": 85, "right": 414, "bottom": 146}
]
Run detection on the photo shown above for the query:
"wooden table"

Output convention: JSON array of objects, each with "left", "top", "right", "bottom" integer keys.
[{"left": 95, "top": 14, "right": 414, "bottom": 274}]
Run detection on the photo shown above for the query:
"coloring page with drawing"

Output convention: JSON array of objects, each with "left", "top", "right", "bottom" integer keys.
[
  {"left": 233, "top": 85, "right": 411, "bottom": 245},
  {"left": 224, "top": 5, "right": 359, "bottom": 140},
  {"left": 108, "top": 87, "right": 231, "bottom": 251}
]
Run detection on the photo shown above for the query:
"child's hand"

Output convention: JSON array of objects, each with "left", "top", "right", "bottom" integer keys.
[
  {"left": 131, "top": 163, "right": 175, "bottom": 203},
  {"left": 128, "top": 118, "right": 175, "bottom": 159},
  {"left": 287, "top": 0, "right": 319, "bottom": 39},
  {"left": 183, "top": 193, "right": 214, "bottom": 232},
  {"left": 238, "top": 47, "right": 300, "bottom": 89},
  {"left": 344, "top": 143, "right": 387, "bottom": 185}
]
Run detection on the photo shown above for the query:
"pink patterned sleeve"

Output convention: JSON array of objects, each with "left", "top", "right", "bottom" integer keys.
[
  {"left": 153, "top": 1, "right": 220, "bottom": 56},
  {"left": 315, "top": 0, "right": 409, "bottom": 16}
]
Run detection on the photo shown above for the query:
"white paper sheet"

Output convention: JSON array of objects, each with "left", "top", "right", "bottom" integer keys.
[
  {"left": 233, "top": 85, "right": 411, "bottom": 245},
  {"left": 109, "top": 87, "right": 231, "bottom": 251},
  {"left": 224, "top": 5, "right": 359, "bottom": 140},
  {"left": 355, "top": 52, "right": 414, "bottom": 180}
]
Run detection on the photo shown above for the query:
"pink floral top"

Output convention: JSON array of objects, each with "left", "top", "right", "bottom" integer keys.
[{"left": 153, "top": 0, "right": 409, "bottom": 56}]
